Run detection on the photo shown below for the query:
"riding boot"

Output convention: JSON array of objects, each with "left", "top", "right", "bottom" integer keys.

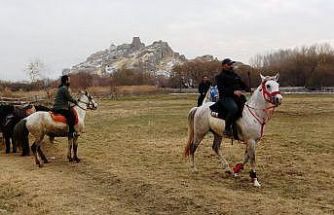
[
  {"left": 223, "top": 116, "right": 234, "bottom": 137},
  {"left": 68, "top": 132, "right": 74, "bottom": 138},
  {"left": 223, "top": 126, "right": 233, "bottom": 137}
]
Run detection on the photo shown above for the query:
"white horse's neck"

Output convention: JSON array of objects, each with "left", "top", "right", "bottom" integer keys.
[
  {"left": 74, "top": 97, "right": 88, "bottom": 122},
  {"left": 242, "top": 85, "right": 273, "bottom": 122},
  {"left": 247, "top": 87, "right": 266, "bottom": 108}
]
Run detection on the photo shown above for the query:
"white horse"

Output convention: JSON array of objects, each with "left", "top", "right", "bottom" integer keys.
[
  {"left": 184, "top": 74, "right": 283, "bottom": 187},
  {"left": 13, "top": 91, "right": 98, "bottom": 167}
]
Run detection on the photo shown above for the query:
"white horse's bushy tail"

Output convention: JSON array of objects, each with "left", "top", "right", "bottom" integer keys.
[{"left": 184, "top": 107, "right": 197, "bottom": 158}]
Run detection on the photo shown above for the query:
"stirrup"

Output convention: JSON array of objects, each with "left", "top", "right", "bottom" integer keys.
[
  {"left": 73, "top": 131, "right": 80, "bottom": 137},
  {"left": 68, "top": 132, "right": 80, "bottom": 138}
]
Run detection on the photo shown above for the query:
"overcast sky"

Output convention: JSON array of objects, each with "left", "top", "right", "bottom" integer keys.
[{"left": 1, "top": 0, "right": 333, "bottom": 81}]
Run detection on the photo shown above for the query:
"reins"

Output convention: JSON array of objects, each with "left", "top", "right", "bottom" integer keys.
[
  {"left": 245, "top": 104, "right": 275, "bottom": 138},
  {"left": 70, "top": 98, "right": 93, "bottom": 111},
  {"left": 245, "top": 80, "right": 281, "bottom": 138}
]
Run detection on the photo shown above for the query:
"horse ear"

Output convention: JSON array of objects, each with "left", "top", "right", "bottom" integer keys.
[
  {"left": 80, "top": 90, "right": 85, "bottom": 94},
  {"left": 274, "top": 73, "right": 280, "bottom": 81},
  {"left": 260, "top": 74, "right": 266, "bottom": 81},
  {"left": 84, "top": 90, "right": 88, "bottom": 95}
]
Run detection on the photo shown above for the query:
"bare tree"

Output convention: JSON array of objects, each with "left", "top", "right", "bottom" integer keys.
[{"left": 25, "top": 59, "right": 45, "bottom": 83}]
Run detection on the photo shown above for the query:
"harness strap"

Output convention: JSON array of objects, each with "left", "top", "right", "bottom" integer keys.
[
  {"left": 71, "top": 99, "right": 91, "bottom": 110},
  {"left": 246, "top": 104, "right": 276, "bottom": 138}
]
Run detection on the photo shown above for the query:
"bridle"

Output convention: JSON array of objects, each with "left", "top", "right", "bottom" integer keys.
[
  {"left": 71, "top": 97, "right": 96, "bottom": 110},
  {"left": 259, "top": 80, "right": 281, "bottom": 105},
  {"left": 245, "top": 80, "right": 281, "bottom": 138}
]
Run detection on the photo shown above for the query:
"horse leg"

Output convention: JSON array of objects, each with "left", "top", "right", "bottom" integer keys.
[
  {"left": 4, "top": 134, "right": 11, "bottom": 154},
  {"left": 72, "top": 136, "right": 80, "bottom": 163},
  {"left": 212, "top": 134, "right": 232, "bottom": 174},
  {"left": 49, "top": 135, "right": 55, "bottom": 144},
  {"left": 31, "top": 143, "right": 41, "bottom": 167},
  {"left": 67, "top": 138, "right": 73, "bottom": 162},
  {"left": 190, "top": 134, "right": 205, "bottom": 172},
  {"left": 12, "top": 137, "right": 17, "bottom": 153},
  {"left": 35, "top": 136, "right": 45, "bottom": 167},
  {"left": 21, "top": 138, "right": 30, "bottom": 156},
  {"left": 242, "top": 140, "right": 260, "bottom": 187},
  {"left": 37, "top": 146, "right": 49, "bottom": 164}
]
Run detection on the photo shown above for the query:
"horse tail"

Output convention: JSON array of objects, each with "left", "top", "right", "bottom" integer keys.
[
  {"left": 184, "top": 107, "right": 197, "bottom": 158},
  {"left": 13, "top": 119, "right": 30, "bottom": 156}
]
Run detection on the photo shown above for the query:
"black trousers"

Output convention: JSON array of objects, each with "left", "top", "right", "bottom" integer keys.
[
  {"left": 221, "top": 97, "right": 238, "bottom": 131},
  {"left": 53, "top": 109, "right": 75, "bottom": 134}
]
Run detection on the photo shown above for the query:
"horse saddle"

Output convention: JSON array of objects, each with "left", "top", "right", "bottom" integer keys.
[
  {"left": 209, "top": 95, "right": 247, "bottom": 140},
  {"left": 209, "top": 95, "right": 246, "bottom": 119},
  {"left": 49, "top": 109, "right": 79, "bottom": 125}
]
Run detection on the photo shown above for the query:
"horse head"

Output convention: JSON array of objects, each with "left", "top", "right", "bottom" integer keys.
[
  {"left": 79, "top": 91, "right": 98, "bottom": 110},
  {"left": 259, "top": 73, "right": 283, "bottom": 106}
]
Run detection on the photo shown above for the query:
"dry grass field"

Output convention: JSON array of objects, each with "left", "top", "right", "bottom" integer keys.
[{"left": 0, "top": 94, "right": 333, "bottom": 215}]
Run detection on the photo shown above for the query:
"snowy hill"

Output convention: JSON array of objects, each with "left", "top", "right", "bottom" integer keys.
[{"left": 69, "top": 37, "right": 187, "bottom": 76}]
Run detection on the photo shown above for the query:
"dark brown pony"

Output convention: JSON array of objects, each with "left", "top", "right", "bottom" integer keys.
[{"left": 0, "top": 104, "right": 51, "bottom": 154}]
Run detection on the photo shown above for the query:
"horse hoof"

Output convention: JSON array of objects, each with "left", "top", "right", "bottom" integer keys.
[
  {"left": 74, "top": 157, "right": 81, "bottom": 163},
  {"left": 233, "top": 173, "right": 239, "bottom": 177},
  {"left": 253, "top": 178, "right": 261, "bottom": 187},
  {"left": 224, "top": 169, "right": 233, "bottom": 175},
  {"left": 68, "top": 158, "right": 73, "bottom": 162}
]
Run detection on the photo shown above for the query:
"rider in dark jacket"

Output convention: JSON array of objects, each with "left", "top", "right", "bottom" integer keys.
[
  {"left": 211, "top": 58, "right": 249, "bottom": 137},
  {"left": 53, "top": 75, "right": 78, "bottom": 138},
  {"left": 197, "top": 75, "right": 211, "bottom": 106}
]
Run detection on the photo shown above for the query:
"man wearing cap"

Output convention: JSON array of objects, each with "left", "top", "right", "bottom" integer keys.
[{"left": 211, "top": 58, "right": 249, "bottom": 137}]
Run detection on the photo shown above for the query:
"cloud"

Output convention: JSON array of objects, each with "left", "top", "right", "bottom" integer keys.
[{"left": 0, "top": 0, "right": 333, "bottom": 81}]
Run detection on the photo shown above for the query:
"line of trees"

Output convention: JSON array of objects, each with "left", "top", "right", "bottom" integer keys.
[
  {"left": 250, "top": 43, "right": 334, "bottom": 88},
  {"left": 168, "top": 59, "right": 221, "bottom": 88}
]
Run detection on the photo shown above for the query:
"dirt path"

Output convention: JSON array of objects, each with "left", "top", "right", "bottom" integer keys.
[{"left": 0, "top": 150, "right": 131, "bottom": 215}]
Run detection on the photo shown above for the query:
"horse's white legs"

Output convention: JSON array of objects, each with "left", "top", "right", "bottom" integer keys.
[
  {"left": 31, "top": 135, "right": 46, "bottom": 167},
  {"left": 67, "top": 136, "right": 80, "bottom": 163},
  {"left": 245, "top": 140, "right": 260, "bottom": 187},
  {"left": 190, "top": 135, "right": 205, "bottom": 173},
  {"left": 212, "top": 134, "right": 232, "bottom": 173}
]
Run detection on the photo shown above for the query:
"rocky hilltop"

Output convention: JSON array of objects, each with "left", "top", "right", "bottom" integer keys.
[{"left": 69, "top": 37, "right": 187, "bottom": 76}]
